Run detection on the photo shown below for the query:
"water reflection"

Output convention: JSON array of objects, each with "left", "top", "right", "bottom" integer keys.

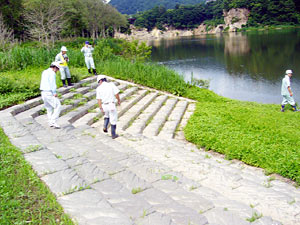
[
  {"left": 224, "top": 32, "right": 250, "bottom": 56},
  {"left": 150, "top": 29, "right": 300, "bottom": 104}
]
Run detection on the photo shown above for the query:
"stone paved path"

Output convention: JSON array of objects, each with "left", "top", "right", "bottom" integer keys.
[{"left": 1, "top": 75, "right": 299, "bottom": 225}]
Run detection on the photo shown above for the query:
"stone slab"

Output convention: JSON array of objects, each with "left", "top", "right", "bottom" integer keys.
[
  {"left": 58, "top": 189, "right": 133, "bottom": 225},
  {"left": 92, "top": 179, "right": 154, "bottom": 221},
  {"left": 42, "top": 168, "right": 87, "bottom": 196},
  {"left": 24, "top": 149, "right": 68, "bottom": 176},
  {"left": 112, "top": 170, "right": 152, "bottom": 191},
  {"left": 74, "top": 162, "right": 110, "bottom": 184},
  {"left": 47, "top": 141, "right": 80, "bottom": 160}
]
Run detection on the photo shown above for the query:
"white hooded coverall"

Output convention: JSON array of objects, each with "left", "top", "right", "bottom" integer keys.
[
  {"left": 81, "top": 46, "right": 95, "bottom": 69},
  {"left": 40, "top": 68, "right": 61, "bottom": 125}
]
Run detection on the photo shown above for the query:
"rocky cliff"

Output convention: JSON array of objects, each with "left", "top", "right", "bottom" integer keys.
[
  {"left": 224, "top": 8, "right": 250, "bottom": 32},
  {"left": 114, "top": 8, "right": 250, "bottom": 41}
]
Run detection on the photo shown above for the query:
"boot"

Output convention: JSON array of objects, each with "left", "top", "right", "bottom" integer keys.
[
  {"left": 67, "top": 78, "right": 73, "bottom": 86},
  {"left": 292, "top": 105, "right": 298, "bottom": 112},
  {"left": 280, "top": 105, "right": 285, "bottom": 112},
  {"left": 93, "top": 69, "right": 97, "bottom": 76},
  {"left": 88, "top": 69, "right": 91, "bottom": 74},
  {"left": 103, "top": 118, "right": 109, "bottom": 133},
  {"left": 111, "top": 124, "right": 118, "bottom": 139},
  {"left": 62, "top": 79, "right": 67, "bottom": 88}
]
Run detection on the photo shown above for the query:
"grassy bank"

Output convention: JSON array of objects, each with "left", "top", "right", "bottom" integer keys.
[
  {"left": 184, "top": 87, "right": 300, "bottom": 184},
  {"left": 0, "top": 128, "right": 74, "bottom": 224}
]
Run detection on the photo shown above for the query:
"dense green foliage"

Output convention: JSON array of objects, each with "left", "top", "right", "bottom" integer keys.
[
  {"left": 0, "top": 0, "right": 127, "bottom": 42},
  {"left": 109, "top": 0, "right": 205, "bottom": 15},
  {"left": 133, "top": 0, "right": 300, "bottom": 31},
  {"left": 184, "top": 86, "right": 300, "bottom": 184},
  {"left": 0, "top": 128, "right": 74, "bottom": 224}
]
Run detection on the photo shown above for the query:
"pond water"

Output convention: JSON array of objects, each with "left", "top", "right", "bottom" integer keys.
[{"left": 150, "top": 28, "right": 300, "bottom": 104}]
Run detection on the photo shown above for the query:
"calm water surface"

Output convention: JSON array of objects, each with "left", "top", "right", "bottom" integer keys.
[{"left": 150, "top": 29, "right": 300, "bottom": 104}]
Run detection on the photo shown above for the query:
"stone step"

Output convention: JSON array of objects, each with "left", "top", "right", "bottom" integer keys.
[
  {"left": 117, "top": 135, "right": 296, "bottom": 225},
  {"left": 175, "top": 102, "right": 196, "bottom": 141},
  {"left": 58, "top": 83, "right": 128, "bottom": 127},
  {"left": 118, "top": 91, "right": 159, "bottom": 131},
  {"left": 67, "top": 130, "right": 210, "bottom": 225},
  {"left": 88, "top": 86, "right": 141, "bottom": 128},
  {"left": 2, "top": 74, "right": 297, "bottom": 225},
  {"left": 143, "top": 98, "right": 178, "bottom": 137},
  {"left": 58, "top": 99, "right": 98, "bottom": 126},
  {"left": 126, "top": 95, "right": 168, "bottom": 135},
  {"left": 6, "top": 76, "right": 96, "bottom": 116},
  {"left": 158, "top": 100, "right": 188, "bottom": 139},
  {"left": 73, "top": 129, "right": 267, "bottom": 225}
]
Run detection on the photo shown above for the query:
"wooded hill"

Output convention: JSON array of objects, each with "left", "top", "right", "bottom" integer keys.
[
  {"left": 109, "top": 0, "right": 206, "bottom": 15},
  {"left": 132, "top": 0, "right": 300, "bottom": 30}
]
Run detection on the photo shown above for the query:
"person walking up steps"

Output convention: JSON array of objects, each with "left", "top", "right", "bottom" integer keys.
[
  {"left": 281, "top": 69, "right": 298, "bottom": 112},
  {"left": 96, "top": 75, "right": 121, "bottom": 139},
  {"left": 55, "top": 46, "right": 73, "bottom": 87},
  {"left": 81, "top": 41, "right": 97, "bottom": 75},
  {"left": 40, "top": 62, "right": 61, "bottom": 128}
]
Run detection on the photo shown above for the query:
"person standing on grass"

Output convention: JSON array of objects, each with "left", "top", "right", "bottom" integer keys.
[
  {"left": 55, "top": 46, "right": 73, "bottom": 88},
  {"left": 40, "top": 62, "right": 61, "bottom": 129},
  {"left": 96, "top": 75, "right": 121, "bottom": 139},
  {"left": 81, "top": 41, "right": 97, "bottom": 75},
  {"left": 281, "top": 69, "right": 298, "bottom": 112}
]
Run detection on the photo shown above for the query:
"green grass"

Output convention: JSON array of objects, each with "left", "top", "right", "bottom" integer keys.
[
  {"left": 98, "top": 57, "right": 187, "bottom": 96},
  {"left": 184, "top": 86, "right": 300, "bottom": 184},
  {"left": 0, "top": 128, "right": 74, "bottom": 224}
]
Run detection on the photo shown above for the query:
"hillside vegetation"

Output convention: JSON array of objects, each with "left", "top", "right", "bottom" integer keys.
[
  {"left": 109, "top": 0, "right": 205, "bottom": 15},
  {"left": 132, "top": 0, "right": 300, "bottom": 30}
]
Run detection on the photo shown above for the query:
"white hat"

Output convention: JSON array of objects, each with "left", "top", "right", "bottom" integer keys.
[
  {"left": 97, "top": 75, "right": 106, "bottom": 83},
  {"left": 61, "top": 46, "right": 68, "bottom": 51},
  {"left": 286, "top": 69, "right": 293, "bottom": 74},
  {"left": 50, "top": 62, "right": 60, "bottom": 69}
]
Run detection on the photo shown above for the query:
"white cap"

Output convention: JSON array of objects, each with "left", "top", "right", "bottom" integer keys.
[
  {"left": 50, "top": 62, "right": 60, "bottom": 69},
  {"left": 97, "top": 75, "right": 106, "bottom": 83},
  {"left": 61, "top": 46, "right": 68, "bottom": 51},
  {"left": 286, "top": 69, "right": 293, "bottom": 74}
]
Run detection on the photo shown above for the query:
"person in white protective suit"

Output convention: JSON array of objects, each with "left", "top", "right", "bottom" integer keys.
[
  {"left": 55, "top": 46, "right": 73, "bottom": 87},
  {"left": 81, "top": 41, "right": 97, "bottom": 75},
  {"left": 96, "top": 75, "right": 121, "bottom": 139},
  {"left": 40, "top": 62, "right": 62, "bottom": 128}
]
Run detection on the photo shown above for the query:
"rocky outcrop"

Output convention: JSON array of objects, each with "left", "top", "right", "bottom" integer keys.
[
  {"left": 114, "top": 25, "right": 194, "bottom": 42},
  {"left": 223, "top": 8, "right": 250, "bottom": 32},
  {"left": 114, "top": 8, "right": 250, "bottom": 41}
]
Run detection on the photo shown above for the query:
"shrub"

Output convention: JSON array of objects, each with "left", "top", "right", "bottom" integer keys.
[{"left": 0, "top": 77, "right": 14, "bottom": 94}]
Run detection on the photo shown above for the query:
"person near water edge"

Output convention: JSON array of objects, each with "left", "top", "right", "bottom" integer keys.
[{"left": 281, "top": 69, "right": 298, "bottom": 112}]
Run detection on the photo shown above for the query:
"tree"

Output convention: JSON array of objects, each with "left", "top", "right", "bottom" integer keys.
[
  {"left": 0, "top": 13, "right": 15, "bottom": 50},
  {"left": 0, "top": 0, "right": 24, "bottom": 38},
  {"left": 23, "top": 0, "right": 65, "bottom": 46}
]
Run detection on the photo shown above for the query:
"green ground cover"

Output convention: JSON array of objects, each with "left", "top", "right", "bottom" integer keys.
[
  {"left": 184, "top": 87, "right": 300, "bottom": 184},
  {"left": 0, "top": 128, "right": 74, "bottom": 224}
]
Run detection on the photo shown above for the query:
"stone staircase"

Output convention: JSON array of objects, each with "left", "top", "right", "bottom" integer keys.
[{"left": 1, "top": 75, "right": 299, "bottom": 225}]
